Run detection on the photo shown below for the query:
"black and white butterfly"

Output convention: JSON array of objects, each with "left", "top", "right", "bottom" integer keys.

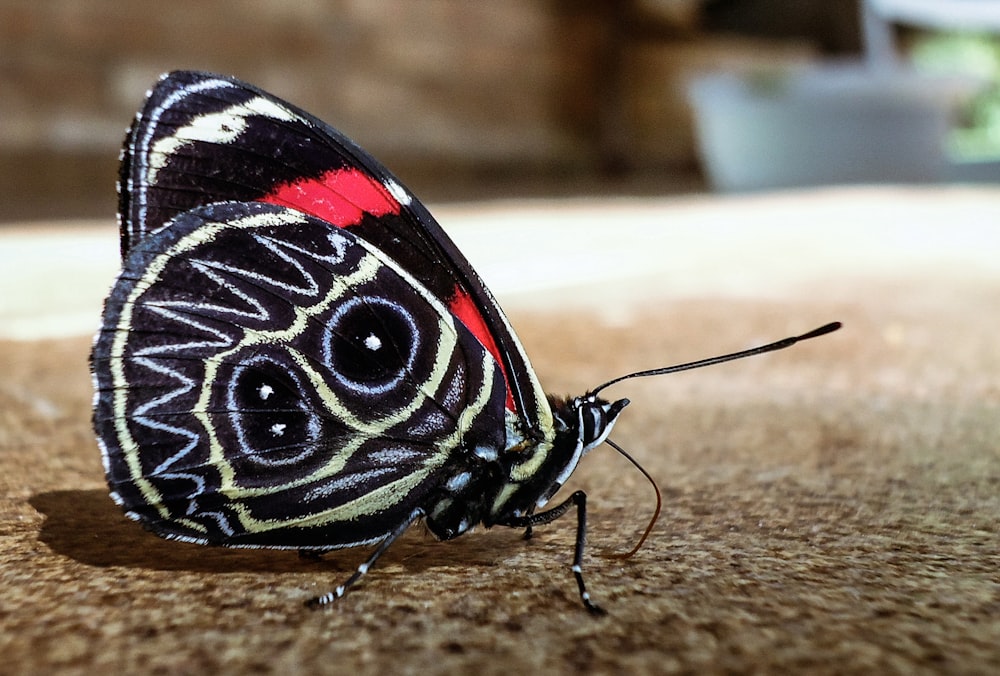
[{"left": 91, "top": 71, "right": 839, "bottom": 613}]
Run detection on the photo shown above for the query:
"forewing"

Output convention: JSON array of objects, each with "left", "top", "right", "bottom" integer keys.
[
  {"left": 119, "top": 70, "right": 551, "bottom": 438},
  {"left": 92, "top": 201, "right": 506, "bottom": 549}
]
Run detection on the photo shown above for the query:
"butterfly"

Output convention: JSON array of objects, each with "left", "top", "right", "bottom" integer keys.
[{"left": 91, "top": 71, "right": 840, "bottom": 613}]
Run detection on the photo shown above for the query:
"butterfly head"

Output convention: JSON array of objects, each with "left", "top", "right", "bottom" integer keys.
[
  {"left": 516, "top": 393, "right": 630, "bottom": 508},
  {"left": 564, "top": 394, "right": 630, "bottom": 454}
]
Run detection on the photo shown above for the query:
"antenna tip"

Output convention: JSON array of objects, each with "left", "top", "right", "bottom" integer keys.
[{"left": 799, "top": 321, "right": 842, "bottom": 341}]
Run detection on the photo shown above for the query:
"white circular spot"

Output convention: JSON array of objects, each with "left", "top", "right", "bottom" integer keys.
[
  {"left": 226, "top": 353, "right": 319, "bottom": 468},
  {"left": 324, "top": 295, "right": 419, "bottom": 395}
]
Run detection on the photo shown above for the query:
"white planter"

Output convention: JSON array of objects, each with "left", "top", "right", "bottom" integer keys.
[{"left": 687, "top": 63, "right": 975, "bottom": 191}]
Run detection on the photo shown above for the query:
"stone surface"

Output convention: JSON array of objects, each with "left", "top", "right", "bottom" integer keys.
[{"left": 1, "top": 188, "right": 998, "bottom": 673}]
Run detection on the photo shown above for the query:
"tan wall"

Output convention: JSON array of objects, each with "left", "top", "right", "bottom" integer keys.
[{"left": 0, "top": 0, "right": 818, "bottom": 218}]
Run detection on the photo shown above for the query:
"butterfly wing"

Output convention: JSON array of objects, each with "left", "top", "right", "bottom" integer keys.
[
  {"left": 119, "top": 70, "right": 552, "bottom": 442},
  {"left": 93, "top": 201, "right": 507, "bottom": 548}
]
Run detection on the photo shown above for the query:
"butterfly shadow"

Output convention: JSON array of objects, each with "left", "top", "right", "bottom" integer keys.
[{"left": 29, "top": 489, "right": 528, "bottom": 576}]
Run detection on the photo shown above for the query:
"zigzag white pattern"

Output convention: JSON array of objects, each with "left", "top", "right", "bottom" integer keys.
[
  {"left": 130, "top": 356, "right": 201, "bottom": 473},
  {"left": 253, "top": 230, "right": 349, "bottom": 270},
  {"left": 116, "top": 206, "right": 355, "bottom": 531},
  {"left": 137, "top": 303, "right": 235, "bottom": 354},
  {"left": 129, "top": 298, "right": 238, "bottom": 495}
]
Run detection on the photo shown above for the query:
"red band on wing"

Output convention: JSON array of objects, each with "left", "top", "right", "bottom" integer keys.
[
  {"left": 449, "top": 288, "right": 515, "bottom": 412},
  {"left": 260, "top": 167, "right": 400, "bottom": 227}
]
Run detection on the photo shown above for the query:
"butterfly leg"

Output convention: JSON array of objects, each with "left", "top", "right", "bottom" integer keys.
[
  {"left": 522, "top": 506, "right": 536, "bottom": 540},
  {"left": 306, "top": 508, "right": 425, "bottom": 609},
  {"left": 500, "top": 490, "right": 605, "bottom": 615}
]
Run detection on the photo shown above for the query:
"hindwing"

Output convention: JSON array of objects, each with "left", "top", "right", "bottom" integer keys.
[
  {"left": 119, "top": 70, "right": 550, "bottom": 437},
  {"left": 92, "top": 201, "right": 506, "bottom": 549}
]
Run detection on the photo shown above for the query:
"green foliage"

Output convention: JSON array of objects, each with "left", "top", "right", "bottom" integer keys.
[{"left": 912, "top": 32, "right": 1000, "bottom": 161}]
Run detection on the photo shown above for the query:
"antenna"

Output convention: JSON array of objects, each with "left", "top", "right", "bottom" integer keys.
[
  {"left": 594, "top": 321, "right": 841, "bottom": 558},
  {"left": 591, "top": 321, "right": 841, "bottom": 397}
]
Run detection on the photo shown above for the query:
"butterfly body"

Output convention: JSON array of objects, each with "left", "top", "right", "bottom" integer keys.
[{"left": 93, "top": 71, "right": 626, "bottom": 611}]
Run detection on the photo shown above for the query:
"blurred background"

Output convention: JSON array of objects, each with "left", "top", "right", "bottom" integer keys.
[
  {"left": 3, "top": 0, "right": 1000, "bottom": 222},
  {"left": 5, "top": 5, "right": 1000, "bottom": 672}
]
